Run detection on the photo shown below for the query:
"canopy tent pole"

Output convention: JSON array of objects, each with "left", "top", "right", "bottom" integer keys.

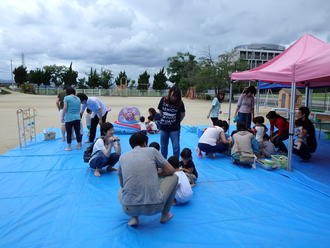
[
  {"left": 305, "top": 86, "right": 310, "bottom": 107},
  {"left": 228, "top": 81, "right": 233, "bottom": 132},
  {"left": 287, "top": 81, "right": 297, "bottom": 171},
  {"left": 256, "top": 82, "right": 260, "bottom": 114}
]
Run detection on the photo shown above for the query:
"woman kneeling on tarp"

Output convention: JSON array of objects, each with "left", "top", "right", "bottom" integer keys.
[
  {"left": 197, "top": 120, "right": 231, "bottom": 158},
  {"left": 231, "top": 122, "right": 259, "bottom": 166}
]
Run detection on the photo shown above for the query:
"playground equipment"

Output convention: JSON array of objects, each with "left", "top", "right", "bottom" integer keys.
[
  {"left": 17, "top": 108, "right": 37, "bottom": 148},
  {"left": 113, "top": 106, "right": 141, "bottom": 134}
]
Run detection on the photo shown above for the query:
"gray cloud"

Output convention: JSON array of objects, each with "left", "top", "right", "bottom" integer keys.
[{"left": 0, "top": 0, "right": 329, "bottom": 80}]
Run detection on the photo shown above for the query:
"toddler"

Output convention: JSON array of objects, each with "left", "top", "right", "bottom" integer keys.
[
  {"left": 262, "top": 134, "right": 276, "bottom": 158},
  {"left": 168, "top": 156, "right": 193, "bottom": 205},
  {"left": 149, "top": 141, "right": 160, "bottom": 151},
  {"left": 180, "top": 148, "right": 198, "bottom": 186},
  {"left": 252, "top": 116, "right": 268, "bottom": 148},
  {"left": 139, "top": 116, "right": 147, "bottom": 135},
  {"left": 294, "top": 119, "right": 307, "bottom": 150},
  {"left": 146, "top": 116, "right": 159, "bottom": 134},
  {"left": 85, "top": 109, "right": 92, "bottom": 137}
]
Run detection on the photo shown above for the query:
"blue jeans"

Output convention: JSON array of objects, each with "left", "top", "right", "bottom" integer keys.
[
  {"left": 238, "top": 112, "right": 252, "bottom": 129},
  {"left": 89, "top": 152, "right": 120, "bottom": 169},
  {"left": 160, "top": 129, "right": 180, "bottom": 159}
]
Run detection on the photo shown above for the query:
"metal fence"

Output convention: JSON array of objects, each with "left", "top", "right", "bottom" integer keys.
[{"left": 35, "top": 88, "right": 168, "bottom": 97}]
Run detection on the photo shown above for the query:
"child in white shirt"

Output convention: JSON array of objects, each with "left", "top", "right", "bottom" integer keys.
[
  {"left": 139, "top": 116, "right": 147, "bottom": 135},
  {"left": 252, "top": 116, "right": 268, "bottom": 151},
  {"left": 146, "top": 116, "right": 159, "bottom": 134},
  {"left": 167, "top": 155, "right": 193, "bottom": 205}
]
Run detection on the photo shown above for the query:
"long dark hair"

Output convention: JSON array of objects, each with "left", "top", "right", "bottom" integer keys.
[
  {"left": 266, "top": 111, "right": 287, "bottom": 122},
  {"left": 165, "top": 85, "right": 183, "bottom": 107}
]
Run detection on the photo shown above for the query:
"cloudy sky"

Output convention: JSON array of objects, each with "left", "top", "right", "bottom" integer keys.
[{"left": 0, "top": 0, "right": 329, "bottom": 81}]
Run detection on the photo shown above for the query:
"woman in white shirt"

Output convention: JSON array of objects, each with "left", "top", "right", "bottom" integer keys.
[
  {"left": 197, "top": 120, "right": 231, "bottom": 157},
  {"left": 89, "top": 122, "right": 121, "bottom": 177}
]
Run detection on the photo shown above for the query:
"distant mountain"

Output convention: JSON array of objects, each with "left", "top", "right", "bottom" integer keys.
[{"left": 0, "top": 79, "right": 13, "bottom": 84}]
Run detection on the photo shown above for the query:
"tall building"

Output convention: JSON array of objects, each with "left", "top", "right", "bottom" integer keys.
[{"left": 233, "top": 43, "right": 285, "bottom": 69}]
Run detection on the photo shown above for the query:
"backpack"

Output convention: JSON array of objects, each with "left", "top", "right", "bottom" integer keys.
[{"left": 83, "top": 142, "right": 100, "bottom": 163}]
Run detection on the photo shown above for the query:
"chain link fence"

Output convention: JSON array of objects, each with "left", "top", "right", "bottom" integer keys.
[{"left": 35, "top": 88, "right": 168, "bottom": 97}]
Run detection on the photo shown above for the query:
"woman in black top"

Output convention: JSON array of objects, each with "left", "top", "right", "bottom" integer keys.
[{"left": 157, "top": 86, "right": 185, "bottom": 158}]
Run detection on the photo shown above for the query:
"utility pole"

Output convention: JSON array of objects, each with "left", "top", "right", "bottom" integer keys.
[{"left": 10, "top": 59, "right": 14, "bottom": 87}]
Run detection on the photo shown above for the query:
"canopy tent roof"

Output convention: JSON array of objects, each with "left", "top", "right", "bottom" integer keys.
[{"left": 231, "top": 34, "right": 330, "bottom": 87}]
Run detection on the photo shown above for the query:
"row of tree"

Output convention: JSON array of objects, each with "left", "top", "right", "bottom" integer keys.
[{"left": 12, "top": 49, "right": 249, "bottom": 93}]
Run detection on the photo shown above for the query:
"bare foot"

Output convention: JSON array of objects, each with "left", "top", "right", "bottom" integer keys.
[
  {"left": 85, "top": 140, "right": 92, "bottom": 144},
  {"left": 160, "top": 213, "right": 173, "bottom": 224},
  {"left": 76, "top": 144, "right": 82, "bottom": 149},
  {"left": 128, "top": 216, "right": 139, "bottom": 226},
  {"left": 172, "top": 200, "right": 177, "bottom": 206},
  {"left": 94, "top": 169, "right": 101, "bottom": 177},
  {"left": 190, "top": 183, "right": 196, "bottom": 187},
  {"left": 64, "top": 147, "right": 72, "bottom": 151}
]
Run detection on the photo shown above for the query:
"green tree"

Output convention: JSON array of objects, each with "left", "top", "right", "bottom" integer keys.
[
  {"left": 137, "top": 71, "right": 150, "bottom": 90},
  {"left": 114, "top": 71, "right": 130, "bottom": 86},
  {"left": 87, "top": 68, "right": 100, "bottom": 89},
  {"left": 77, "top": 78, "right": 87, "bottom": 89},
  {"left": 62, "top": 62, "right": 78, "bottom": 87},
  {"left": 42, "top": 68, "right": 51, "bottom": 87},
  {"left": 99, "top": 69, "right": 113, "bottom": 89},
  {"left": 167, "top": 52, "right": 198, "bottom": 92},
  {"left": 43, "top": 65, "right": 68, "bottom": 87},
  {"left": 129, "top": 80, "right": 136, "bottom": 89},
  {"left": 152, "top": 67, "right": 167, "bottom": 90},
  {"left": 13, "top": 65, "right": 28, "bottom": 87},
  {"left": 28, "top": 68, "right": 44, "bottom": 88}
]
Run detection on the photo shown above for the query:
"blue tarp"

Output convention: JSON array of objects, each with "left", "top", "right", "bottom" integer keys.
[{"left": 0, "top": 126, "right": 330, "bottom": 248}]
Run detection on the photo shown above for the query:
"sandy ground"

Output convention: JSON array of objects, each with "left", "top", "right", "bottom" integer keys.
[{"left": 0, "top": 91, "right": 272, "bottom": 154}]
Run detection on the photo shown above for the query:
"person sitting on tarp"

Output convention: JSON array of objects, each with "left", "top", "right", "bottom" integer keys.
[
  {"left": 266, "top": 111, "right": 289, "bottom": 155},
  {"left": 118, "top": 132, "right": 178, "bottom": 226},
  {"left": 231, "top": 122, "right": 258, "bottom": 167},
  {"left": 293, "top": 107, "right": 317, "bottom": 161},
  {"left": 197, "top": 120, "right": 231, "bottom": 158}
]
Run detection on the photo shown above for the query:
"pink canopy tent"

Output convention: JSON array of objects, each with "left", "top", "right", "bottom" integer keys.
[
  {"left": 231, "top": 34, "right": 330, "bottom": 87},
  {"left": 230, "top": 34, "right": 330, "bottom": 171}
]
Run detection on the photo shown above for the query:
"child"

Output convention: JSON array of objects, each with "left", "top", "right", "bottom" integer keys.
[
  {"left": 139, "top": 116, "right": 147, "bottom": 135},
  {"left": 149, "top": 141, "right": 160, "bottom": 151},
  {"left": 294, "top": 119, "right": 307, "bottom": 150},
  {"left": 262, "top": 134, "right": 276, "bottom": 158},
  {"left": 146, "top": 116, "right": 159, "bottom": 134},
  {"left": 168, "top": 155, "right": 193, "bottom": 205},
  {"left": 180, "top": 148, "right": 198, "bottom": 186},
  {"left": 252, "top": 116, "right": 268, "bottom": 149},
  {"left": 85, "top": 109, "right": 92, "bottom": 137}
]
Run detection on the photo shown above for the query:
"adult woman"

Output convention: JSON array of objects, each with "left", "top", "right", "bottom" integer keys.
[
  {"left": 293, "top": 107, "right": 317, "bottom": 160},
  {"left": 89, "top": 122, "right": 121, "bottom": 177},
  {"left": 197, "top": 120, "right": 231, "bottom": 157},
  {"left": 207, "top": 92, "right": 225, "bottom": 125},
  {"left": 231, "top": 122, "right": 256, "bottom": 166},
  {"left": 63, "top": 87, "right": 82, "bottom": 151},
  {"left": 266, "top": 111, "right": 289, "bottom": 154},
  {"left": 234, "top": 86, "right": 256, "bottom": 128},
  {"left": 157, "top": 86, "right": 185, "bottom": 158}
]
